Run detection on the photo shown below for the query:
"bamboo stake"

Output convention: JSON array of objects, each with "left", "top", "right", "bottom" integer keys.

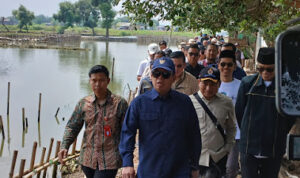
[
  {"left": 22, "top": 108, "right": 25, "bottom": 132},
  {"left": 111, "top": 57, "right": 115, "bottom": 81},
  {"left": 38, "top": 123, "right": 41, "bottom": 147},
  {"left": 127, "top": 90, "right": 132, "bottom": 103},
  {"left": 7, "top": 82, "right": 10, "bottom": 143},
  {"left": 22, "top": 130, "right": 25, "bottom": 148},
  {"left": 0, "top": 115, "right": 5, "bottom": 139},
  {"left": 22, "top": 153, "right": 80, "bottom": 178},
  {"left": 28, "top": 141, "right": 37, "bottom": 178},
  {"left": 42, "top": 138, "right": 54, "bottom": 178},
  {"left": 54, "top": 107, "right": 60, "bottom": 117},
  {"left": 71, "top": 139, "right": 77, "bottom": 155},
  {"left": 9, "top": 150, "right": 18, "bottom": 178},
  {"left": 36, "top": 147, "right": 46, "bottom": 178},
  {"left": 52, "top": 141, "right": 61, "bottom": 178},
  {"left": 38, "top": 93, "right": 42, "bottom": 123},
  {"left": 18, "top": 159, "right": 26, "bottom": 178},
  {"left": 25, "top": 118, "right": 28, "bottom": 133},
  {"left": 0, "top": 138, "right": 4, "bottom": 157}
]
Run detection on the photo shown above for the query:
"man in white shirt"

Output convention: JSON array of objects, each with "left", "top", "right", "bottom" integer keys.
[
  {"left": 136, "top": 43, "right": 159, "bottom": 81},
  {"left": 217, "top": 50, "right": 241, "bottom": 178}
]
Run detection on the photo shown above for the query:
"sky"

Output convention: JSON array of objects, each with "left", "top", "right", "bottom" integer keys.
[{"left": 1, "top": 0, "right": 123, "bottom": 17}]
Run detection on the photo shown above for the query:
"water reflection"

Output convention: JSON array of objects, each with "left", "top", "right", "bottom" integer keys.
[{"left": 0, "top": 40, "right": 149, "bottom": 176}]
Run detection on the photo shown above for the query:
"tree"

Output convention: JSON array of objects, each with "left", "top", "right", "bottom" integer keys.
[
  {"left": 75, "top": 0, "right": 100, "bottom": 35},
  {"left": 53, "top": 2, "right": 80, "bottom": 33},
  {"left": 117, "top": 0, "right": 300, "bottom": 44},
  {"left": 12, "top": 5, "right": 35, "bottom": 32},
  {"left": 33, "top": 15, "right": 53, "bottom": 24},
  {"left": 92, "top": 0, "right": 116, "bottom": 38}
]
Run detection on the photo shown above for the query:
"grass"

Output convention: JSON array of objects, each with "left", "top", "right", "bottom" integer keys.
[{"left": 0, "top": 24, "right": 199, "bottom": 38}]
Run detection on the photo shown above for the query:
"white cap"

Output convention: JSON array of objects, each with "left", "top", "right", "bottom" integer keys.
[
  {"left": 148, "top": 43, "right": 159, "bottom": 55},
  {"left": 211, "top": 38, "right": 217, "bottom": 44},
  {"left": 188, "top": 39, "right": 196, "bottom": 44}
]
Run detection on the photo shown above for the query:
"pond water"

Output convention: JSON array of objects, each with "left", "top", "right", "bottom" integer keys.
[{"left": 0, "top": 41, "right": 177, "bottom": 177}]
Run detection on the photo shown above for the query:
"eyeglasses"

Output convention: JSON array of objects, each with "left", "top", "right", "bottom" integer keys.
[
  {"left": 152, "top": 70, "right": 172, "bottom": 79},
  {"left": 220, "top": 62, "right": 234, "bottom": 67},
  {"left": 257, "top": 67, "right": 274, "bottom": 73},
  {"left": 188, "top": 52, "right": 199, "bottom": 57}
]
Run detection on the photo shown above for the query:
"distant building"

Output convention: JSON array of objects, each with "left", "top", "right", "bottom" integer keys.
[{"left": 1, "top": 18, "right": 15, "bottom": 25}]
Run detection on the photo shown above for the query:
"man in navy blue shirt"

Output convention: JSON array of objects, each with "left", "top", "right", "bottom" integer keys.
[{"left": 119, "top": 57, "right": 202, "bottom": 178}]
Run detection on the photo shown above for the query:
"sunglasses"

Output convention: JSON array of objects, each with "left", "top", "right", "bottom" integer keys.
[
  {"left": 188, "top": 52, "right": 199, "bottom": 57},
  {"left": 175, "top": 64, "right": 183, "bottom": 68},
  {"left": 220, "top": 62, "right": 234, "bottom": 67},
  {"left": 257, "top": 67, "right": 274, "bottom": 73},
  {"left": 152, "top": 70, "right": 172, "bottom": 79}
]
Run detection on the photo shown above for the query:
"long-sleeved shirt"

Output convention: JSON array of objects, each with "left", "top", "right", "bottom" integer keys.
[
  {"left": 172, "top": 71, "right": 199, "bottom": 95},
  {"left": 119, "top": 89, "right": 201, "bottom": 178},
  {"left": 61, "top": 90, "right": 128, "bottom": 170},
  {"left": 190, "top": 91, "right": 236, "bottom": 167}
]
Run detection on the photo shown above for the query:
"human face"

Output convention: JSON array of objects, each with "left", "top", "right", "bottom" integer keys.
[
  {"left": 151, "top": 68, "right": 175, "bottom": 96},
  {"left": 218, "top": 57, "right": 236, "bottom": 79},
  {"left": 159, "top": 44, "right": 166, "bottom": 50},
  {"left": 187, "top": 48, "right": 199, "bottom": 66},
  {"left": 172, "top": 58, "right": 186, "bottom": 79},
  {"left": 257, "top": 63, "right": 275, "bottom": 81},
  {"left": 205, "top": 45, "right": 218, "bottom": 61},
  {"left": 89, "top": 73, "right": 110, "bottom": 98},
  {"left": 199, "top": 79, "right": 220, "bottom": 100}
]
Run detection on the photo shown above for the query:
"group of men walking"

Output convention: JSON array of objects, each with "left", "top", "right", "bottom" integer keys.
[{"left": 58, "top": 39, "right": 295, "bottom": 178}]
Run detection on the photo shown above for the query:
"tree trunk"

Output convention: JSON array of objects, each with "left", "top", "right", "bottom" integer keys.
[
  {"left": 1, "top": 17, "right": 9, "bottom": 32},
  {"left": 25, "top": 25, "right": 28, "bottom": 33},
  {"left": 92, "top": 27, "right": 95, "bottom": 36},
  {"left": 105, "top": 25, "right": 109, "bottom": 39}
]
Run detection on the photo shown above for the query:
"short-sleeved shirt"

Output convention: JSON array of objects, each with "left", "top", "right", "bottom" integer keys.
[
  {"left": 61, "top": 90, "right": 128, "bottom": 170},
  {"left": 172, "top": 71, "right": 199, "bottom": 95},
  {"left": 119, "top": 89, "right": 202, "bottom": 177},
  {"left": 137, "top": 57, "right": 150, "bottom": 76}
]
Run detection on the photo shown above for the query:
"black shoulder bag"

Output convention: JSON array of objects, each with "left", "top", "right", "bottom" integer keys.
[{"left": 193, "top": 93, "right": 226, "bottom": 141}]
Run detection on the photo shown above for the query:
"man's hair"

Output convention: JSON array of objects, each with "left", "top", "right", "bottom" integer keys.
[
  {"left": 219, "top": 50, "right": 236, "bottom": 64},
  {"left": 207, "top": 43, "right": 218, "bottom": 51},
  {"left": 187, "top": 44, "right": 199, "bottom": 51},
  {"left": 170, "top": 51, "right": 185, "bottom": 63},
  {"left": 159, "top": 40, "right": 167, "bottom": 46},
  {"left": 222, "top": 43, "right": 236, "bottom": 52},
  {"left": 88, "top": 65, "right": 109, "bottom": 78},
  {"left": 155, "top": 50, "right": 166, "bottom": 56}
]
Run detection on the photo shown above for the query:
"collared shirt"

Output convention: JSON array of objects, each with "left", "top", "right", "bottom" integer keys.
[
  {"left": 137, "top": 57, "right": 151, "bottom": 76},
  {"left": 185, "top": 63, "right": 205, "bottom": 79},
  {"left": 136, "top": 76, "right": 153, "bottom": 96},
  {"left": 141, "top": 65, "right": 151, "bottom": 78},
  {"left": 190, "top": 91, "right": 236, "bottom": 167},
  {"left": 119, "top": 89, "right": 201, "bottom": 178},
  {"left": 172, "top": 71, "right": 199, "bottom": 95},
  {"left": 61, "top": 90, "right": 128, "bottom": 170}
]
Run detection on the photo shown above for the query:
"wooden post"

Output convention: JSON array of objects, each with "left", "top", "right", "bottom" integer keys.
[
  {"left": 0, "top": 138, "right": 4, "bottom": 157},
  {"left": 22, "top": 130, "right": 25, "bottom": 148},
  {"left": 38, "top": 123, "right": 41, "bottom": 147},
  {"left": 38, "top": 93, "right": 42, "bottom": 123},
  {"left": 52, "top": 141, "right": 61, "bottom": 178},
  {"left": 54, "top": 107, "right": 60, "bottom": 117},
  {"left": 25, "top": 118, "right": 28, "bottom": 133},
  {"left": 127, "top": 90, "right": 132, "bottom": 103},
  {"left": 36, "top": 147, "right": 46, "bottom": 178},
  {"left": 9, "top": 150, "right": 18, "bottom": 178},
  {"left": 7, "top": 82, "right": 10, "bottom": 142},
  {"left": 42, "top": 138, "right": 54, "bottom": 178},
  {"left": 111, "top": 57, "right": 115, "bottom": 81},
  {"left": 28, "top": 141, "right": 37, "bottom": 178},
  {"left": 0, "top": 115, "right": 5, "bottom": 139},
  {"left": 18, "top": 159, "right": 26, "bottom": 178},
  {"left": 22, "top": 108, "right": 25, "bottom": 132},
  {"left": 71, "top": 139, "right": 77, "bottom": 155}
]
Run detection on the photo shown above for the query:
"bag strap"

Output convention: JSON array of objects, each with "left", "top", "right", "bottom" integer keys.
[{"left": 193, "top": 93, "right": 226, "bottom": 141}]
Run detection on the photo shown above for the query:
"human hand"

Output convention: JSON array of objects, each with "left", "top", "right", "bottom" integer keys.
[
  {"left": 122, "top": 166, "right": 135, "bottom": 178},
  {"left": 58, "top": 149, "right": 68, "bottom": 165},
  {"left": 191, "top": 169, "right": 199, "bottom": 178}
]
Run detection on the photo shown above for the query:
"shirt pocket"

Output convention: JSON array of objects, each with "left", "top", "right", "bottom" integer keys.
[{"left": 139, "top": 112, "right": 160, "bottom": 132}]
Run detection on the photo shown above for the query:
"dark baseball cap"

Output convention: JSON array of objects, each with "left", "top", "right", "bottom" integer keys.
[
  {"left": 199, "top": 67, "right": 220, "bottom": 83},
  {"left": 152, "top": 57, "right": 175, "bottom": 73}
]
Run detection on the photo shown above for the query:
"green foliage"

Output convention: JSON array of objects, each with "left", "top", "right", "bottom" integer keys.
[
  {"left": 12, "top": 5, "right": 35, "bottom": 32},
  {"left": 99, "top": 1, "right": 116, "bottom": 29},
  {"left": 33, "top": 15, "right": 52, "bottom": 24},
  {"left": 118, "top": 0, "right": 300, "bottom": 44},
  {"left": 53, "top": 2, "right": 80, "bottom": 31}
]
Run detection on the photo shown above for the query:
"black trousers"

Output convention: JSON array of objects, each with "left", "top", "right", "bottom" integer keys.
[
  {"left": 81, "top": 165, "right": 118, "bottom": 178},
  {"left": 240, "top": 152, "right": 282, "bottom": 178}
]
